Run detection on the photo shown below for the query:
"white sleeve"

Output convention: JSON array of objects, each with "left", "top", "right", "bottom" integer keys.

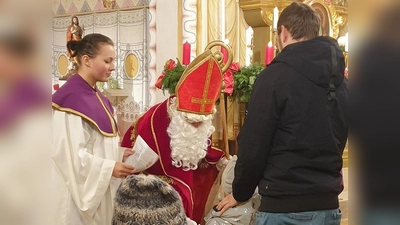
[{"left": 52, "top": 110, "right": 116, "bottom": 218}]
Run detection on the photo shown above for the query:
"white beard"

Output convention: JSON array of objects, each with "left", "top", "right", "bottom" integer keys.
[{"left": 167, "top": 97, "right": 215, "bottom": 171}]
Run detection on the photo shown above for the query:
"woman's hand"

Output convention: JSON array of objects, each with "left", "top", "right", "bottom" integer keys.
[
  {"left": 112, "top": 162, "right": 135, "bottom": 178},
  {"left": 122, "top": 149, "right": 135, "bottom": 162}
]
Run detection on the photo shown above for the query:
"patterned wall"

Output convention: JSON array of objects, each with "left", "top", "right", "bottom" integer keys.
[
  {"left": 52, "top": 8, "right": 150, "bottom": 108},
  {"left": 53, "top": 0, "right": 149, "bottom": 15},
  {"left": 182, "top": 0, "right": 197, "bottom": 60},
  {"left": 147, "top": 0, "right": 156, "bottom": 107}
]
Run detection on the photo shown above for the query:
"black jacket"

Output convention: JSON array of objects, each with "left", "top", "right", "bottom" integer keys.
[{"left": 232, "top": 36, "right": 348, "bottom": 212}]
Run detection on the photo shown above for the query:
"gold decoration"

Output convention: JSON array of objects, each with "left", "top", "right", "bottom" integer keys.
[
  {"left": 264, "top": 10, "right": 273, "bottom": 26},
  {"left": 140, "top": 172, "right": 175, "bottom": 185},
  {"left": 157, "top": 175, "right": 175, "bottom": 184},
  {"left": 57, "top": 55, "right": 68, "bottom": 76},
  {"left": 205, "top": 40, "right": 233, "bottom": 73},
  {"left": 327, "top": 3, "right": 340, "bottom": 39},
  {"left": 308, "top": 0, "right": 341, "bottom": 39},
  {"left": 125, "top": 53, "right": 139, "bottom": 79},
  {"left": 199, "top": 159, "right": 210, "bottom": 169}
]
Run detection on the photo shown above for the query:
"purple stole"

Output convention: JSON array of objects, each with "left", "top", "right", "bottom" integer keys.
[
  {"left": 52, "top": 74, "right": 117, "bottom": 137},
  {"left": 0, "top": 78, "right": 48, "bottom": 131}
]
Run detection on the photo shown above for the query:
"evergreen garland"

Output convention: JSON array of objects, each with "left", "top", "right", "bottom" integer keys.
[
  {"left": 157, "top": 58, "right": 266, "bottom": 102},
  {"left": 161, "top": 59, "right": 186, "bottom": 95},
  {"left": 232, "top": 63, "right": 265, "bottom": 102}
]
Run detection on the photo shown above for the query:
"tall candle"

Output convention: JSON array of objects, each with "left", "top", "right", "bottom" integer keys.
[
  {"left": 182, "top": 41, "right": 191, "bottom": 65},
  {"left": 265, "top": 41, "right": 274, "bottom": 65},
  {"left": 273, "top": 7, "right": 279, "bottom": 31}
]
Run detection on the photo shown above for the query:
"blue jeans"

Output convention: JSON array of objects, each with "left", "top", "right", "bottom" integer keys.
[{"left": 255, "top": 209, "right": 342, "bottom": 225}]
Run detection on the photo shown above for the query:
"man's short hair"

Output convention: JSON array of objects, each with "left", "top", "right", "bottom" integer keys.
[{"left": 277, "top": 1, "right": 321, "bottom": 40}]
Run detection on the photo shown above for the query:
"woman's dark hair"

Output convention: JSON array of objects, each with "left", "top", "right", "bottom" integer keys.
[{"left": 66, "top": 33, "right": 114, "bottom": 69}]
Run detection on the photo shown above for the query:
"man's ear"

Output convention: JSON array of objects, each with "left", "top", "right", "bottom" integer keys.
[
  {"left": 280, "top": 25, "right": 290, "bottom": 43},
  {"left": 82, "top": 55, "right": 91, "bottom": 67}
]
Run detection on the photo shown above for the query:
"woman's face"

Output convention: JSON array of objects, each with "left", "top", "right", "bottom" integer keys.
[
  {"left": 89, "top": 44, "right": 116, "bottom": 83},
  {"left": 72, "top": 17, "right": 78, "bottom": 24}
]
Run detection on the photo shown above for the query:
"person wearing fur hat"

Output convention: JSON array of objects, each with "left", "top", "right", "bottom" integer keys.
[
  {"left": 112, "top": 174, "right": 197, "bottom": 225},
  {"left": 121, "top": 42, "right": 232, "bottom": 223}
]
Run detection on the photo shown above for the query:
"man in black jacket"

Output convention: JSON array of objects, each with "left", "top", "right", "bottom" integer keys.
[{"left": 217, "top": 2, "right": 347, "bottom": 225}]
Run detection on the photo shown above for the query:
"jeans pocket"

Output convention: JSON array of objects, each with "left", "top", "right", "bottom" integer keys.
[
  {"left": 333, "top": 209, "right": 342, "bottom": 220},
  {"left": 285, "top": 212, "right": 315, "bottom": 221}
]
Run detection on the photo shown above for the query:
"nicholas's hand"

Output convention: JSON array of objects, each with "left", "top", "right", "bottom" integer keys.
[
  {"left": 122, "top": 148, "right": 135, "bottom": 162},
  {"left": 216, "top": 156, "right": 230, "bottom": 171},
  {"left": 216, "top": 193, "right": 239, "bottom": 216},
  {"left": 112, "top": 162, "right": 135, "bottom": 178}
]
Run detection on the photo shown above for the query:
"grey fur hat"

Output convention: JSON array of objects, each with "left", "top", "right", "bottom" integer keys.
[{"left": 112, "top": 174, "right": 187, "bottom": 225}]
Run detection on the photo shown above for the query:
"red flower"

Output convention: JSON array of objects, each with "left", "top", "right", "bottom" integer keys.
[
  {"left": 155, "top": 72, "right": 165, "bottom": 89},
  {"left": 164, "top": 59, "right": 176, "bottom": 71},
  {"left": 155, "top": 59, "right": 177, "bottom": 89},
  {"left": 229, "top": 62, "right": 240, "bottom": 73}
]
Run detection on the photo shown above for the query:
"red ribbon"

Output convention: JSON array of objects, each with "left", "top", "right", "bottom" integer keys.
[
  {"left": 223, "top": 62, "right": 239, "bottom": 96},
  {"left": 223, "top": 70, "right": 234, "bottom": 96},
  {"left": 155, "top": 72, "right": 165, "bottom": 89}
]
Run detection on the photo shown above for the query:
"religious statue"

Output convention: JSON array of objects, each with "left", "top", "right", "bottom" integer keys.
[
  {"left": 103, "top": 0, "right": 116, "bottom": 9},
  {"left": 64, "top": 16, "right": 83, "bottom": 79},
  {"left": 67, "top": 16, "right": 83, "bottom": 44}
]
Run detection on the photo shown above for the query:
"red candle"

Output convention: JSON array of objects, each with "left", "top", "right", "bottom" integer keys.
[
  {"left": 221, "top": 46, "right": 228, "bottom": 64},
  {"left": 182, "top": 41, "right": 191, "bottom": 65},
  {"left": 265, "top": 41, "right": 274, "bottom": 65}
]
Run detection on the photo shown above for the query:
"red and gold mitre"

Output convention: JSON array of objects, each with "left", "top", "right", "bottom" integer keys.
[{"left": 175, "top": 49, "right": 224, "bottom": 115}]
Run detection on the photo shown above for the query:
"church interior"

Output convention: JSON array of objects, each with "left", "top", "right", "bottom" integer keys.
[{"left": 52, "top": 0, "right": 349, "bottom": 224}]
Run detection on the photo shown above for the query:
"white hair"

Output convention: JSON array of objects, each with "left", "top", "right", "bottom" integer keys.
[{"left": 167, "top": 97, "right": 216, "bottom": 171}]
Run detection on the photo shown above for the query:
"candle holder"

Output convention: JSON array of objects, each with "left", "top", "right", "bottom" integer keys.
[{"left": 267, "top": 26, "right": 278, "bottom": 65}]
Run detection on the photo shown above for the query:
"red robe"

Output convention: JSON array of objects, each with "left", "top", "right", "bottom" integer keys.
[{"left": 121, "top": 99, "right": 224, "bottom": 223}]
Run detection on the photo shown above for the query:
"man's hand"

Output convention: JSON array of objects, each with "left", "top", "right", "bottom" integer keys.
[
  {"left": 122, "top": 148, "right": 134, "bottom": 162},
  {"left": 216, "top": 193, "right": 239, "bottom": 216},
  {"left": 112, "top": 162, "right": 135, "bottom": 178}
]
